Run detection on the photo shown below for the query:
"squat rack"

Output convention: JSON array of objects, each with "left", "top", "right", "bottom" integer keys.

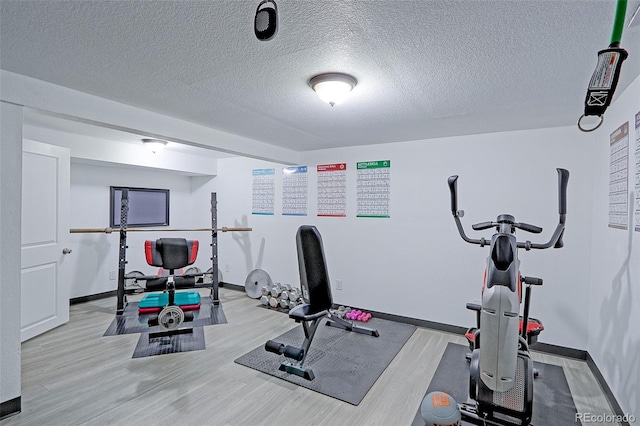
[
  {"left": 114, "top": 190, "right": 222, "bottom": 314},
  {"left": 71, "top": 191, "right": 252, "bottom": 315}
]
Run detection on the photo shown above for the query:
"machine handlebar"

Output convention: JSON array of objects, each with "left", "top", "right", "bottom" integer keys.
[
  {"left": 448, "top": 175, "right": 459, "bottom": 215},
  {"left": 448, "top": 168, "right": 569, "bottom": 251},
  {"left": 471, "top": 221, "right": 494, "bottom": 231},
  {"left": 558, "top": 168, "right": 569, "bottom": 215},
  {"left": 471, "top": 221, "right": 542, "bottom": 234}
]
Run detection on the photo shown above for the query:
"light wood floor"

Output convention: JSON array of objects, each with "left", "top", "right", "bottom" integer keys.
[{"left": 1, "top": 288, "right": 620, "bottom": 426}]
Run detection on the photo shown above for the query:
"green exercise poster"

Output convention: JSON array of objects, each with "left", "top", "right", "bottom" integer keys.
[{"left": 356, "top": 160, "right": 390, "bottom": 218}]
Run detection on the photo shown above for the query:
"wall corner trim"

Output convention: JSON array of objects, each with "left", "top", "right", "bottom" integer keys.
[{"left": 586, "top": 353, "right": 632, "bottom": 426}]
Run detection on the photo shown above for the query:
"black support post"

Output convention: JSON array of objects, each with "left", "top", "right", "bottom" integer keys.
[
  {"left": 116, "top": 189, "right": 129, "bottom": 315},
  {"left": 211, "top": 192, "right": 220, "bottom": 305}
]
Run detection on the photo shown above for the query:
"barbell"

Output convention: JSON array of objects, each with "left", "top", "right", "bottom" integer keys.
[{"left": 70, "top": 227, "right": 252, "bottom": 234}]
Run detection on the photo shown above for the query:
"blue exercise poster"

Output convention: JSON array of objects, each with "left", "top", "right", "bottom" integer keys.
[
  {"left": 282, "top": 166, "right": 308, "bottom": 216},
  {"left": 252, "top": 168, "right": 275, "bottom": 215}
]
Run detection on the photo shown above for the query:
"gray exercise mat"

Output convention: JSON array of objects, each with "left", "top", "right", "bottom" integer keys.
[
  {"left": 103, "top": 296, "right": 227, "bottom": 336},
  {"left": 411, "top": 342, "right": 581, "bottom": 426},
  {"left": 235, "top": 317, "right": 416, "bottom": 405},
  {"left": 132, "top": 326, "right": 206, "bottom": 358}
]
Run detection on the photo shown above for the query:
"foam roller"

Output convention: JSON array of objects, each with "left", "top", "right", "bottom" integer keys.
[
  {"left": 283, "top": 345, "right": 304, "bottom": 361},
  {"left": 265, "top": 340, "right": 285, "bottom": 354}
]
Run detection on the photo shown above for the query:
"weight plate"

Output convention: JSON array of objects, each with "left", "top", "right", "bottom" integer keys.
[
  {"left": 158, "top": 305, "right": 185, "bottom": 330},
  {"left": 124, "top": 270, "right": 145, "bottom": 291},
  {"left": 203, "top": 267, "right": 223, "bottom": 284},
  {"left": 245, "top": 269, "right": 273, "bottom": 299},
  {"left": 184, "top": 266, "right": 201, "bottom": 276}
]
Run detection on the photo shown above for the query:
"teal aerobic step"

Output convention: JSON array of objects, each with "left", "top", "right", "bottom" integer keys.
[{"left": 139, "top": 291, "right": 201, "bottom": 309}]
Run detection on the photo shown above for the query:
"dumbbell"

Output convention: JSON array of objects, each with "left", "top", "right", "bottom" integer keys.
[
  {"left": 358, "top": 312, "right": 372, "bottom": 322},
  {"left": 282, "top": 283, "right": 293, "bottom": 292},
  {"left": 261, "top": 285, "right": 270, "bottom": 296},
  {"left": 279, "top": 298, "right": 289, "bottom": 309},
  {"left": 345, "top": 310, "right": 361, "bottom": 320},
  {"left": 288, "top": 300, "right": 296, "bottom": 310},
  {"left": 281, "top": 290, "right": 289, "bottom": 301},
  {"left": 270, "top": 284, "right": 281, "bottom": 297},
  {"left": 333, "top": 306, "right": 347, "bottom": 319},
  {"left": 260, "top": 295, "right": 269, "bottom": 306},
  {"left": 289, "top": 288, "right": 299, "bottom": 300},
  {"left": 269, "top": 297, "right": 280, "bottom": 308}
]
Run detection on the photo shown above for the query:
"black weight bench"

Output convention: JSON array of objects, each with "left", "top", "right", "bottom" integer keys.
[
  {"left": 265, "top": 225, "right": 379, "bottom": 381},
  {"left": 142, "top": 238, "right": 200, "bottom": 333}
]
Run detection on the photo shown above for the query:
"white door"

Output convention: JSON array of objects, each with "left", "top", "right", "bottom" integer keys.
[{"left": 21, "top": 139, "right": 71, "bottom": 342}]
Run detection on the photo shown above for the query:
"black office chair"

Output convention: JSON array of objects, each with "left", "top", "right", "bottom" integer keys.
[
  {"left": 144, "top": 238, "right": 199, "bottom": 290},
  {"left": 264, "top": 225, "right": 379, "bottom": 380}
]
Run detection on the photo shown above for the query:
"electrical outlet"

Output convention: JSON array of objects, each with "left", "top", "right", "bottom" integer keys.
[
  {"left": 225, "top": 263, "right": 230, "bottom": 273},
  {"left": 336, "top": 279, "right": 343, "bottom": 290},
  {"left": 109, "top": 270, "right": 116, "bottom": 280}
]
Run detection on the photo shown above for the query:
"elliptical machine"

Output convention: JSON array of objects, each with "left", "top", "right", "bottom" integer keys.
[{"left": 446, "top": 168, "right": 569, "bottom": 426}]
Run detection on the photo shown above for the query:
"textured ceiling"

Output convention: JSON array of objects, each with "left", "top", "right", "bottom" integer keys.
[{"left": 2, "top": 0, "right": 640, "bottom": 152}]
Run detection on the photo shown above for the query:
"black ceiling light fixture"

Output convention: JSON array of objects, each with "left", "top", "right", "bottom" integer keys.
[{"left": 254, "top": 0, "right": 278, "bottom": 41}]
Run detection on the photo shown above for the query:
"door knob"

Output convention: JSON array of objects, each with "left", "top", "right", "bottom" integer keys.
[{"left": 62, "top": 248, "right": 72, "bottom": 254}]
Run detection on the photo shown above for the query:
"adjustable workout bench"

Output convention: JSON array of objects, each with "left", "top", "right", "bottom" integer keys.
[
  {"left": 140, "top": 238, "right": 201, "bottom": 333},
  {"left": 264, "top": 225, "right": 379, "bottom": 381}
]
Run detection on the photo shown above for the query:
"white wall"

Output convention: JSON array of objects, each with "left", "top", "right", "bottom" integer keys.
[
  {"left": 214, "top": 157, "right": 297, "bottom": 287},
  {"left": 22, "top": 126, "right": 223, "bottom": 299},
  {"left": 67, "top": 162, "right": 217, "bottom": 298},
  {"left": 587, "top": 74, "right": 640, "bottom": 416},
  {"left": 0, "top": 102, "right": 23, "bottom": 407},
  {"left": 24, "top": 126, "right": 219, "bottom": 177},
  {"left": 215, "top": 125, "right": 595, "bottom": 351}
]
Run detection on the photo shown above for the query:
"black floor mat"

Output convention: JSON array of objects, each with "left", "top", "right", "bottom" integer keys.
[
  {"left": 103, "top": 296, "right": 227, "bottom": 336},
  {"left": 132, "top": 327, "right": 206, "bottom": 358},
  {"left": 234, "top": 317, "right": 416, "bottom": 405},
  {"left": 411, "top": 342, "right": 581, "bottom": 425}
]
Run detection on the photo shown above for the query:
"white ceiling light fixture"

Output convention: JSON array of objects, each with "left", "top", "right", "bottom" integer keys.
[
  {"left": 142, "top": 138, "right": 167, "bottom": 154},
  {"left": 309, "top": 73, "right": 357, "bottom": 106}
]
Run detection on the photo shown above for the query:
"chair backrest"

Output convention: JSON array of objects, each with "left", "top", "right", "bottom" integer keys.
[
  {"left": 296, "top": 225, "right": 333, "bottom": 310},
  {"left": 145, "top": 238, "right": 198, "bottom": 271}
]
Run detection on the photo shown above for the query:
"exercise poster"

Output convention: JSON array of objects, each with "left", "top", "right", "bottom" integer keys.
[
  {"left": 609, "top": 122, "right": 629, "bottom": 230},
  {"left": 317, "top": 163, "right": 347, "bottom": 217},
  {"left": 635, "top": 112, "right": 640, "bottom": 232},
  {"left": 282, "top": 166, "right": 308, "bottom": 216},
  {"left": 252, "top": 168, "right": 275, "bottom": 215},
  {"left": 356, "top": 160, "right": 390, "bottom": 218}
]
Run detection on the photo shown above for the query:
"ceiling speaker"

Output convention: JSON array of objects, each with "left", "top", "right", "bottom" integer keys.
[{"left": 255, "top": 0, "right": 278, "bottom": 41}]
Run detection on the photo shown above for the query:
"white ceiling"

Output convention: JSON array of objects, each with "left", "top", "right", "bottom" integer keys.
[{"left": 2, "top": 0, "right": 640, "bottom": 152}]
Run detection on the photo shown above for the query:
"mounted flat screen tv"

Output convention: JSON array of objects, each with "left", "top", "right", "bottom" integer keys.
[{"left": 110, "top": 187, "right": 170, "bottom": 228}]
